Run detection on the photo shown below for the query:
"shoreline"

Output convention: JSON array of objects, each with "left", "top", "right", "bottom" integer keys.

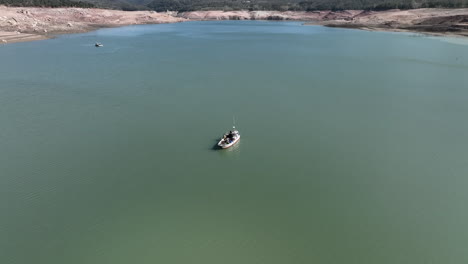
[
  {"left": 309, "top": 22, "right": 468, "bottom": 39},
  {"left": 0, "top": 30, "right": 47, "bottom": 44},
  {"left": 0, "top": 6, "right": 186, "bottom": 44},
  {"left": 2, "top": 7, "right": 468, "bottom": 44}
]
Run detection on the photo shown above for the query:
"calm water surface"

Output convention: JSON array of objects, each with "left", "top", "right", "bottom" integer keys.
[{"left": 1, "top": 21, "right": 468, "bottom": 264}]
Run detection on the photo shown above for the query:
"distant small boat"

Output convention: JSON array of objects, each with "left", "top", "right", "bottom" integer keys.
[
  {"left": 217, "top": 128, "right": 240, "bottom": 149},
  {"left": 217, "top": 117, "right": 240, "bottom": 149},
  {"left": 95, "top": 43, "right": 103, "bottom": 47}
]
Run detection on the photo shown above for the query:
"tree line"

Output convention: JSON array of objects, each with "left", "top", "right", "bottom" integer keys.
[
  {"left": 146, "top": 0, "right": 468, "bottom": 12},
  {"left": 0, "top": 0, "right": 94, "bottom": 8}
]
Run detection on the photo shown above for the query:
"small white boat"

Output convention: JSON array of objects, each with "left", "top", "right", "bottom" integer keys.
[
  {"left": 95, "top": 42, "right": 103, "bottom": 47},
  {"left": 217, "top": 128, "right": 240, "bottom": 149}
]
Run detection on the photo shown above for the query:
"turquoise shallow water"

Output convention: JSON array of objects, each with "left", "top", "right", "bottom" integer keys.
[{"left": 1, "top": 21, "right": 468, "bottom": 264}]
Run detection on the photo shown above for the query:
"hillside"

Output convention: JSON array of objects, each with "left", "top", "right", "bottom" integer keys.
[
  {"left": 2, "top": 0, "right": 468, "bottom": 11},
  {"left": 2, "top": 5, "right": 468, "bottom": 44},
  {"left": 146, "top": 0, "right": 468, "bottom": 12},
  {"left": 0, "top": 0, "right": 94, "bottom": 8},
  {"left": 81, "top": 0, "right": 152, "bottom": 10}
]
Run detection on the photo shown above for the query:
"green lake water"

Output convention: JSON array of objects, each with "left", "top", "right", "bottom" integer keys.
[{"left": 1, "top": 21, "right": 468, "bottom": 264}]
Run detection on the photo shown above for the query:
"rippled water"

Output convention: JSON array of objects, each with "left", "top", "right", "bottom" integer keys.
[{"left": 1, "top": 21, "right": 468, "bottom": 264}]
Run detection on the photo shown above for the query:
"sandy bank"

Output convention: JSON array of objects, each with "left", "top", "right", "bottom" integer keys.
[
  {"left": 2, "top": 6, "right": 468, "bottom": 44},
  {"left": 313, "top": 8, "right": 468, "bottom": 37},
  {"left": 0, "top": 6, "right": 185, "bottom": 44},
  {"left": 0, "top": 30, "right": 46, "bottom": 43},
  {"left": 177, "top": 10, "right": 362, "bottom": 21},
  {"left": 179, "top": 9, "right": 468, "bottom": 37}
]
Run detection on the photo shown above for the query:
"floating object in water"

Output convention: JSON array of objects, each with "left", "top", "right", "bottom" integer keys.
[
  {"left": 95, "top": 42, "right": 103, "bottom": 47},
  {"left": 217, "top": 128, "right": 240, "bottom": 149}
]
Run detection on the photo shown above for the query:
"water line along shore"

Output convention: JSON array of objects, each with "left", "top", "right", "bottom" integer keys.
[{"left": 2, "top": 6, "right": 468, "bottom": 44}]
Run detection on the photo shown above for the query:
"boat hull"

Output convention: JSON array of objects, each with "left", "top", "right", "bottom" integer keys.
[{"left": 218, "top": 135, "right": 240, "bottom": 149}]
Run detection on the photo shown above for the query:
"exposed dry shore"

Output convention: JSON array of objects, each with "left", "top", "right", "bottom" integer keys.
[
  {"left": 0, "top": 6, "right": 185, "bottom": 43},
  {"left": 309, "top": 8, "right": 468, "bottom": 37},
  {"left": 2, "top": 6, "right": 468, "bottom": 44},
  {"left": 179, "top": 9, "right": 468, "bottom": 37}
]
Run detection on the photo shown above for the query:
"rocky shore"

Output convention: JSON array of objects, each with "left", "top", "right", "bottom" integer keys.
[
  {"left": 179, "top": 9, "right": 468, "bottom": 37},
  {"left": 311, "top": 8, "right": 468, "bottom": 37},
  {"left": 0, "top": 6, "right": 185, "bottom": 43},
  {"left": 2, "top": 6, "right": 468, "bottom": 44}
]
